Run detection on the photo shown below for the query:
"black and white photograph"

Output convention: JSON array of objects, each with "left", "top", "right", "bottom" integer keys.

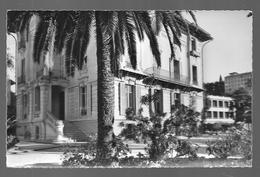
[{"left": 6, "top": 10, "right": 252, "bottom": 168}]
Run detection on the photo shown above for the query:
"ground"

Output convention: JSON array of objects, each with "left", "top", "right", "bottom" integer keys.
[{"left": 6, "top": 134, "right": 251, "bottom": 168}]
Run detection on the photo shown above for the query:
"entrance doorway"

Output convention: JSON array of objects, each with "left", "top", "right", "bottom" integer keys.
[{"left": 51, "top": 86, "right": 65, "bottom": 120}]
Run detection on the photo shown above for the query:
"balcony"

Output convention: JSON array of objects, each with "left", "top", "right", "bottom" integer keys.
[
  {"left": 36, "top": 68, "right": 67, "bottom": 80},
  {"left": 190, "top": 50, "right": 200, "bottom": 58},
  {"left": 144, "top": 67, "right": 189, "bottom": 86}
]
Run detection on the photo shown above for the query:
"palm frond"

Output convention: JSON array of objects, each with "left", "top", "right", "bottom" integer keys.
[
  {"left": 77, "top": 11, "right": 94, "bottom": 69},
  {"left": 135, "top": 11, "right": 161, "bottom": 67},
  {"left": 187, "top": 10, "right": 197, "bottom": 26},
  {"left": 33, "top": 18, "right": 49, "bottom": 63},
  {"left": 54, "top": 11, "right": 77, "bottom": 54},
  {"left": 154, "top": 11, "right": 163, "bottom": 35}
]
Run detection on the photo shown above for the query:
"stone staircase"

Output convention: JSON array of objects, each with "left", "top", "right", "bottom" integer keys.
[
  {"left": 46, "top": 111, "right": 75, "bottom": 143},
  {"left": 63, "top": 121, "right": 89, "bottom": 142}
]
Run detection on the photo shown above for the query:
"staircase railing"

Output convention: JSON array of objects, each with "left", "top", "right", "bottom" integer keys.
[{"left": 46, "top": 111, "right": 58, "bottom": 126}]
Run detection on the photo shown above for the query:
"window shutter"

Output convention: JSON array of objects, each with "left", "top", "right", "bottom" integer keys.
[
  {"left": 79, "top": 87, "right": 82, "bottom": 113},
  {"left": 87, "top": 84, "right": 91, "bottom": 116},
  {"left": 150, "top": 89, "right": 155, "bottom": 114},
  {"left": 181, "top": 93, "right": 185, "bottom": 105},
  {"left": 75, "top": 86, "right": 80, "bottom": 119},
  {"left": 120, "top": 82, "right": 126, "bottom": 115},
  {"left": 160, "top": 90, "right": 164, "bottom": 114},
  {"left": 135, "top": 85, "right": 141, "bottom": 114},
  {"left": 133, "top": 85, "right": 136, "bottom": 113}
]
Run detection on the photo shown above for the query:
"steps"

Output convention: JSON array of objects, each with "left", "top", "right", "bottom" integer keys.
[{"left": 63, "top": 121, "right": 89, "bottom": 142}]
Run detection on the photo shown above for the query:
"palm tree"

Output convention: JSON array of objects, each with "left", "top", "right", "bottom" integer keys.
[{"left": 7, "top": 10, "right": 194, "bottom": 162}]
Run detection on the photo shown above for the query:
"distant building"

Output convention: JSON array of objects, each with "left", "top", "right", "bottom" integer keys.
[
  {"left": 224, "top": 72, "right": 252, "bottom": 95},
  {"left": 204, "top": 95, "right": 235, "bottom": 125}
]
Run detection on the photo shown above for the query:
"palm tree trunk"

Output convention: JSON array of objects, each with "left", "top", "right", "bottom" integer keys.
[{"left": 95, "top": 12, "right": 115, "bottom": 162}]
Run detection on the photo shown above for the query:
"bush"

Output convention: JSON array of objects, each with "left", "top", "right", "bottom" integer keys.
[
  {"left": 62, "top": 134, "right": 130, "bottom": 167},
  {"left": 119, "top": 105, "right": 200, "bottom": 161},
  {"left": 206, "top": 124, "right": 252, "bottom": 159},
  {"left": 7, "top": 135, "right": 19, "bottom": 149}
]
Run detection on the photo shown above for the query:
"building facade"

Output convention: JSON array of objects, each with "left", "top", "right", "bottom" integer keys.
[
  {"left": 224, "top": 72, "right": 252, "bottom": 95},
  {"left": 15, "top": 14, "right": 212, "bottom": 142},
  {"left": 204, "top": 95, "right": 235, "bottom": 125}
]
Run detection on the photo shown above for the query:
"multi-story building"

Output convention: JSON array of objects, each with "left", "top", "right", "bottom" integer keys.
[
  {"left": 15, "top": 14, "right": 212, "bottom": 142},
  {"left": 204, "top": 95, "right": 235, "bottom": 125},
  {"left": 224, "top": 72, "right": 252, "bottom": 95}
]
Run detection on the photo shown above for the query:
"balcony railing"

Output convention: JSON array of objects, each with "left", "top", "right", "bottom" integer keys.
[
  {"left": 144, "top": 67, "right": 189, "bottom": 85},
  {"left": 36, "top": 68, "right": 66, "bottom": 80}
]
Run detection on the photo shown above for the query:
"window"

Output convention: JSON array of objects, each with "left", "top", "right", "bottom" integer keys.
[
  {"left": 125, "top": 84, "right": 136, "bottom": 111},
  {"left": 118, "top": 83, "right": 121, "bottom": 115},
  {"left": 224, "top": 101, "right": 229, "bottom": 108},
  {"left": 174, "top": 93, "right": 181, "bottom": 106},
  {"left": 219, "top": 112, "right": 223, "bottom": 118},
  {"left": 35, "top": 86, "right": 40, "bottom": 112},
  {"left": 35, "top": 126, "right": 39, "bottom": 140},
  {"left": 192, "top": 65, "right": 198, "bottom": 85},
  {"left": 219, "top": 101, "right": 223, "bottom": 107},
  {"left": 21, "top": 58, "right": 25, "bottom": 82},
  {"left": 90, "top": 85, "right": 93, "bottom": 114},
  {"left": 230, "top": 101, "right": 234, "bottom": 108},
  {"left": 225, "top": 112, "right": 229, "bottom": 118},
  {"left": 213, "top": 111, "right": 218, "bottom": 118},
  {"left": 207, "top": 111, "right": 212, "bottom": 118},
  {"left": 213, "top": 100, "right": 217, "bottom": 107},
  {"left": 191, "top": 38, "right": 196, "bottom": 51},
  {"left": 229, "top": 112, "right": 234, "bottom": 118},
  {"left": 207, "top": 99, "right": 211, "bottom": 107},
  {"left": 154, "top": 89, "right": 163, "bottom": 115},
  {"left": 79, "top": 85, "right": 87, "bottom": 115},
  {"left": 22, "top": 93, "right": 29, "bottom": 119},
  {"left": 174, "top": 60, "right": 180, "bottom": 80}
]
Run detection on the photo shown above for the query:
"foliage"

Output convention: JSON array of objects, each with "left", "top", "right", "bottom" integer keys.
[
  {"left": 203, "top": 80, "right": 225, "bottom": 96},
  {"left": 7, "top": 135, "right": 19, "bottom": 149},
  {"left": 206, "top": 124, "right": 252, "bottom": 159},
  {"left": 119, "top": 105, "right": 200, "bottom": 161},
  {"left": 62, "top": 134, "right": 130, "bottom": 167},
  {"left": 229, "top": 88, "right": 252, "bottom": 123}
]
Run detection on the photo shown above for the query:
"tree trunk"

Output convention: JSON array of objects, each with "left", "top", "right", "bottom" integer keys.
[{"left": 95, "top": 12, "right": 115, "bottom": 163}]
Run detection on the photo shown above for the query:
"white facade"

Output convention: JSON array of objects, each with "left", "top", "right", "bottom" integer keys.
[
  {"left": 204, "top": 95, "right": 235, "bottom": 124},
  {"left": 15, "top": 14, "right": 212, "bottom": 142}
]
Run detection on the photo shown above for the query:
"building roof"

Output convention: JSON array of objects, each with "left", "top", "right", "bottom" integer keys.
[
  {"left": 175, "top": 15, "right": 213, "bottom": 42},
  {"left": 225, "top": 72, "right": 252, "bottom": 78},
  {"left": 207, "top": 95, "right": 233, "bottom": 100}
]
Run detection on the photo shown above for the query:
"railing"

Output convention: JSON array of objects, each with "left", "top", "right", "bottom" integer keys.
[
  {"left": 46, "top": 111, "right": 58, "bottom": 126},
  {"left": 36, "top": 68, "right": 67, "bottom": 80},
  {"left": 144, "top": 67, "right": 189, "bottom": 85},
  {"left": 190, "top": 50, "right": 200, "bottom": 58}
]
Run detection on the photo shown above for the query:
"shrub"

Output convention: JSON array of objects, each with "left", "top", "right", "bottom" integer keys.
[
  {"left": 62, "top": 134, "right": 130, "bottom": 167},
  {"left": 119, "top": 105, "right": 200, "bottom": 161},
  {"left": 7, "top": 135, "right": 19, "bottom": 149},
  {"left": 206, "top": 124, "right": 252, "bottom": 159}
]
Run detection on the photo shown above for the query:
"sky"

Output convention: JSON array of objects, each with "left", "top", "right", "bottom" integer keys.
[
  {"left": 191, "top": 10, "right": 253, "bottom": 82},
  {"left": 6, "top": 10, "right": 253, "bottom": 85}
]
